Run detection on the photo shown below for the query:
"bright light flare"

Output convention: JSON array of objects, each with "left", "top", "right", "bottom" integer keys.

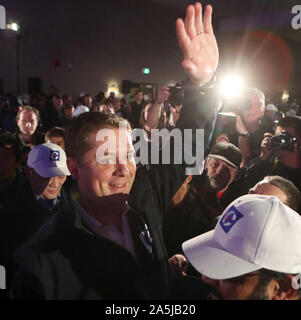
[
  {"left": 7, "top": 22, "right": 19, "bottom": 32},
  {"left": 220, "top": 75, "right": 244, "bottom": 99},
  {"left": 281, "top": 90, "right": 290, "bottom": 103}
]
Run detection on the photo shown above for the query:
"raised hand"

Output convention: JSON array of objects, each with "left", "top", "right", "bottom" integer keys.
[{"left": 176, "top": 2, "right": 218, "bottom": 86}]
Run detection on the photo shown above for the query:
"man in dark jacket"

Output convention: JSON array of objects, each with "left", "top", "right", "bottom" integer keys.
[
  {"left": 11, "top": 2, "right": 219, "bottom": 300},
  {"left": 0, "top": 142, "right": 70, "bottom": 295}
]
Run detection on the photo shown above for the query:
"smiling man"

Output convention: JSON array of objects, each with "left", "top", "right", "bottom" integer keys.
[{"left": 12, "top": 2, "right": 220, "bottom": 300}]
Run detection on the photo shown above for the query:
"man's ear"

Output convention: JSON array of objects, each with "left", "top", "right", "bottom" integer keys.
[
  {"left": 272, "top": 275, "right": 300, "bottom": 300},
  {"left": 67, "top": 157, "right": 79, "bottom": 180}
]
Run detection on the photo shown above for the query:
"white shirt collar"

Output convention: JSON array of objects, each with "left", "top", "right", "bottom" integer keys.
[{"left": 70, "top": 196, "right": 137, "bottom": 258}]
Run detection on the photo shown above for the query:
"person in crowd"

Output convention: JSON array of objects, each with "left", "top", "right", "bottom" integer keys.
[
  {"left": 11, "top": 2, "right": 219, "bottom": 300},
  {"left": 214, "top": 88, "right": 274, "bottom": 166},
  {"left": 61, "top": 104, "right": 74, "bottom": 127},
  {"left": 112, "top": 98, "right": 122, "bottom": 117},
  {"left": 30, "top": 94, "right": 46, "bottom": 114},
  {"left": 119, "top": 98, "right": 132, "bottom": 121},
  {"left": 143, "top": 87, "right": 169, "bottom": 132},
  {"left": 168, "top": 175, "right": 301, "bottom": 297},
  {"left": 182, "top": 194, "right": 301, "bottom": 300},
  {"left": 164, "top": 142, "right": 242, "bottom": 256},
  {"left": 19, "top": 93, "right": 31, "bottom": 106},
  {"left": 0, "top": 142, "right": 70, "bottom": 293},
  {"left": 16, "top": 106, "right": 44, "bottom": 149},
  {"left": 98, "top": 102, "right": 115, "bottom": 114},
  {"left": 221, "top": 116, "right": 301, "bottom": 208},
  {"left": 62, "top": 94, "right": 74, "bottom": 110},
  {"left": 42, "top": 94, "right": 64, "bottom": 130},
  {"left": 249, "top": 175, "right": 300, "bottom": 212},
  {"left": 130, "top": 89, "right": 145, "bottom": 128},
  {"left": 83, "top": 94, "right": 93, "bottom": 110},
  {"left": 45, "top": 126, "right": 66, "bottom": 150},
  {"left": 73, "top": 97, "right": 90, "bottom": 117}
]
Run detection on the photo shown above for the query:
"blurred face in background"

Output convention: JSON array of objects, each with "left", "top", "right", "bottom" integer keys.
[
  {"left": 63, "top": 95, "right": 73, "bottom": 108},
  {"left": 242, "top": 93, "right": 264, "bottom": 124},
  {"left": 17, "top": 110, "right": 38, "bottom": 136},
  {"left": 84, "top": 96, "right": 93, "bottom": 108},
  {"left": 63, "top": 106, "right": 74, "bottom": 119},
  {"left": 53, "top": 96, "right": 63, "bottom": 109},
  {"left": 46, "top": 136, "right": 65, "bottom": 150}
]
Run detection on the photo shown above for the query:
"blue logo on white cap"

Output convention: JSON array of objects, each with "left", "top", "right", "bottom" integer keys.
[
  {"left": 50, "top": 150, "right": 60, "bottom": 162},
  {"left": 220, "top": 206, "right": 243, "bottom": 233}
]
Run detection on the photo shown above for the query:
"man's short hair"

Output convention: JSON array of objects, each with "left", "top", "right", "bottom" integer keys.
[
  {"left": 16, "top": 105, "right": 40, "bottom": 123},
  {"left": 263, "top": 176, "right": 301, "bottom": 212},
  {"left": 0, "top": 131, "right": 24, "bottom": 161},
  {"left": 45, "top": 127, "right": 65, "bottom": 141},
  {"left": 277, "top": 116, "right": 301, "bottom": 139},
  {"left": 135, "top": 89, "right": 143, "bottom": 95},
  {"left": 65, "top": 112, "right": 130, "bottom": 165}
]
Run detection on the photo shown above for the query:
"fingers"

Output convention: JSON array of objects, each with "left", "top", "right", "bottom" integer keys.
[
  {"left": 194, "top": 2, "right": 204, "bottom": 34},
  {"left": 263, "top": 132, "right": 273, "bottom": 138},
  {"left": 176, "top": 19, "right": 190, "bottom": 58},
  {"left": 184, "top": 5, "right": 197, "bottom": 40},
  {"left": 168, "top": 254, "right": 188, "bottom": 280},
  {"left": 156, "top": 86, "right": 170, "bottom": 104},
  {"left": 203, "top": 4, "right": 213, "bottom": 34}
]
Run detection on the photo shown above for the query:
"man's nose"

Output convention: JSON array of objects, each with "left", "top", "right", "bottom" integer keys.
[
  {"left": 25, "top": 122, "right": 32, "bottom": 128},
  {"left": 114, "top": 163, "right": 130, "bottom": 176},
  {"left": 49, "top": 177, "right": 60, "bottom": 187},
  {"left": 215, "top": 163, "right": 226, "bottom": 174}
]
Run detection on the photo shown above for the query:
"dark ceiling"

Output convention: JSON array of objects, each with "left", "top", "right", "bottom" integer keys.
[{"left": 148, "top": 0, "right": 298, "bottom": 18}]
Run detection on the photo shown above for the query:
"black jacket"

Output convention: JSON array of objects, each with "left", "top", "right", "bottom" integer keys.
[
  {"left": 221, "top": 155, "right": 301, "bottom": 210},
  {"left": 11, "top": 84, "right": 219, "bottom": 300}
]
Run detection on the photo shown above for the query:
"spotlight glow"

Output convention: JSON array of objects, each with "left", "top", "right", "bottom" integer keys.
[
  {"left": 220, "top": 75, "right": 244, "bottom": 99},
  {"left": 7, "top": 22, "right": 19, "bottom": 31}
]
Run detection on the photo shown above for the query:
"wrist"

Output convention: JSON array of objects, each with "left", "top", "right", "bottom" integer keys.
[
  {"left": 154, "top": 100, "right": 164, "bottom": 107},
  {"left": 238, "top": 131, "right": 250, "bottom": 137}
]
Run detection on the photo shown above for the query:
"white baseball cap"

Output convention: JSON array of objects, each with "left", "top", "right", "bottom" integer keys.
[
  {"left": 27, "top": 142, "right": 71, "bottom": 178},
  {"left": 182, "top": 194, "right": 301, "bottom": 280},
  {"left": 73, "top": 105, "right": 89, "bottom": 117}
]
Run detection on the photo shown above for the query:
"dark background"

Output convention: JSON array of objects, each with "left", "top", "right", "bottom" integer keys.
[{"left": 1, "top": 0, "right": 300, "bottom": 100}]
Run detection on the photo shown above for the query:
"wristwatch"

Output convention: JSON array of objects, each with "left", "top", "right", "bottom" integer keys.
[{"left": 238, "top": 132, "right": 250, "bottom": 137}]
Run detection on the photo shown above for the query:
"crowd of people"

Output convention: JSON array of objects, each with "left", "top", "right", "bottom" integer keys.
[{"left": 1, "top": 2, "right": 301, "bottom": 300}]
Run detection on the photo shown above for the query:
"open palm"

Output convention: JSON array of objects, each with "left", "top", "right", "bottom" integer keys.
[{"left": 176, "top": 3, "right": 219, "bottom": 85}]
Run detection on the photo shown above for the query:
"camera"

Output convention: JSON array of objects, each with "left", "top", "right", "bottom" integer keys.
[
  {"left": 267, "top": 132, "right": 297, "bottom": 152},
  {"left": 168, "top": 82, "right": 184, "bottom": 107},
  {"left": 221, "top": 97, "right": 252, "bottom": 115}
]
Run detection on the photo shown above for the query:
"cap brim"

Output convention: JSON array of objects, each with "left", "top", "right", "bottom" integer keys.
[
  {"left": 182, "top": 231, "right": 262, "bottom": 280},
  {"left": 34, "top": 166, "right": 71, "bottom": 178},
  {"left": 208, "top": 154, "right": 238, "bottom": 169}
]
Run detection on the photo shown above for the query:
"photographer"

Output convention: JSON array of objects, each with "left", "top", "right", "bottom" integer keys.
[
  {"left": 221, "top": 116, "right": 301, "bottom": 208},
  {"left": 214, "top": 88, "right": 273, "bottom": 166}
]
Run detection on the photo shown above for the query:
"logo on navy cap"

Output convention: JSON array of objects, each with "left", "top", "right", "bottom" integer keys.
[
  {"left": 50, "top": 150, "right": 60, "bottom": 162},
  {"left": 220, "top": 206, "right": 243, "bottom": 233}
]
